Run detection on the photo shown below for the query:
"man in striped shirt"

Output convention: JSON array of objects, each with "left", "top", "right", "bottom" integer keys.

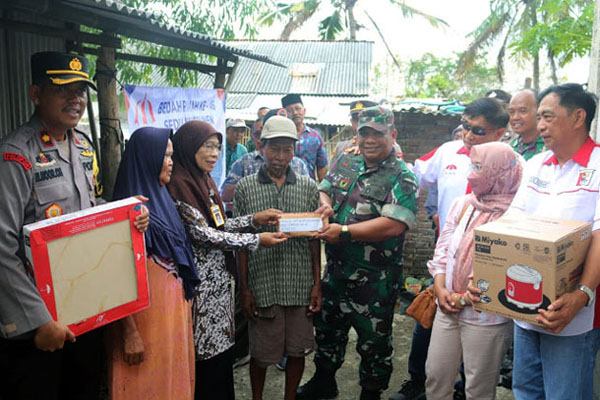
[{"left": 235, "top": 116, "right": 322, "bottom": 400}]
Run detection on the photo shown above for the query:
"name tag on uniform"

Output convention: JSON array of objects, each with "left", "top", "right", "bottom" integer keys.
[{"left": 210, "top": 204, "right": 225, "bottom": 227}]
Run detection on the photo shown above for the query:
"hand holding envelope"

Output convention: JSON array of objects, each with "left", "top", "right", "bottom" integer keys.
[
  {"left": 278, "top": 213, "right": 328, "bottom": 237},
  {"left": 253, "top": 208, "right": 283, "bottom": 226}
]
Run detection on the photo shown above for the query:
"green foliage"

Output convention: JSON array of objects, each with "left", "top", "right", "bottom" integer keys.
[
  {"left": 91, "top": 0, "right": 267, "bottom": 87},
  {"left": 260, "top": 0, "right": 446, "bottom": 40},
  {"left": 404, "top": 52, "right": 500, "bottom": 102},
  {"left": 459, "top": 0, "right": 593, "bottom": 87},
  {"left": 319, "top": 10, "right": 345, "bottom": 40},
  {"left": 510, "top": 0, "right": 594, "bottom": 67}
]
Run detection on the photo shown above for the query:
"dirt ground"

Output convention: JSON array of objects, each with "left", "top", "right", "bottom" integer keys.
[{"left": 233, "top": 313, "right": 514, "bottom": 400}]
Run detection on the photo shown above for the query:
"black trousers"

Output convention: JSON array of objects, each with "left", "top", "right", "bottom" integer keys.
[
  {"left": 195, "top": 347, "right": 235, "bottom": 400},
  {"left": 0, "top": 328, "right": 104, "bottom": 400}
]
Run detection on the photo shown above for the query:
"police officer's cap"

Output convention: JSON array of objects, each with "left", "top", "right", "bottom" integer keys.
[
  {"left": 350, "top": 100, "right": 377, "bottom": 115},
  {"left": 262, "top": 108, "right": 289, "bottom": 124},
  {"left": 31, "top": 52, "right": 97, "bottom": 90}
]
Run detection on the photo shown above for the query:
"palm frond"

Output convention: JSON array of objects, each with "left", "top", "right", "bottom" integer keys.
[
  {"left": 457, "top": 11, "right": 511, "bottom": 78},
  {"left": 388, "top": 0, "right": 449, "bottom": 28}
]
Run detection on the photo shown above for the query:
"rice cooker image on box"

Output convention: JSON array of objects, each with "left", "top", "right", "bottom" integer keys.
[{"left": 505, "top": 265, "right": 543, "bottom": 309}]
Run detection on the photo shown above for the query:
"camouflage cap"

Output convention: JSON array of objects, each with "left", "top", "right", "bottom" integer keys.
[{"left": 358, "top": 106, "right": 394, "bottom": 133}]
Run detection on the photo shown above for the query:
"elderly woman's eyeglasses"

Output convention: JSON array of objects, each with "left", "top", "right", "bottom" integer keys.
[{"left": 202, "top": 143, "right": 222, "bottom": 153}]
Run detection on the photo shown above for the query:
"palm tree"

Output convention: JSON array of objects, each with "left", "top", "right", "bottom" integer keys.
[
  {"left": 259, "top": 0, "right": 447, "bottom": 41},
  {"left": 457, "top": 0, "right": 593, "bottom": 90}
]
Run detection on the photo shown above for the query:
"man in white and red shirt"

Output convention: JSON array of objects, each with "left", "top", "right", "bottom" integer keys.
[
  {"left": 414, "top": 97, "right": 509, "bottom": 232},
  {"left": 501, "top": 83, "right": 600, "bottom": 400}
]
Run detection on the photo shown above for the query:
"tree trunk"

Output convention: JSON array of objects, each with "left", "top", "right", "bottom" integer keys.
[
  {"left": 533, "top": 51, "right": 540, "bottom": 91},
  {"left": 345, "top": 0, "right": 358, "bottom": 40},
  {"left": 530, "top": 3, "right": 540, "bottom": 91},
  {"left": 281, "top": 6, "right": 317, "bottom": 40},
  {"left": 97, "top": 43, "right": 122, "bottom": 201},
  {"left": 548, "top": 49, "right": 558, "bottom": 84},
  {"left": 588, "top": 1, "right": 600, "bottom": 143}
]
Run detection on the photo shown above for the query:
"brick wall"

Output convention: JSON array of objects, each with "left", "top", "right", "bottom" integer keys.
[{"left": 394, "top": 111, "right": 462, "bottom": 278}]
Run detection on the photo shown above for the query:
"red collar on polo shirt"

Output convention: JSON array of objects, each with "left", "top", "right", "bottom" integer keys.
[
  {"left": 542, "top": 137, "right": 597, "bottom": 167},
  {"left": 456, "top": 146, "right": 470, "bottom": 156}
]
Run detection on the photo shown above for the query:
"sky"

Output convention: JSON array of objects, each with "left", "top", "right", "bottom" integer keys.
[{"left": 257, "top": 0, "right": 590, "bottom": 98}]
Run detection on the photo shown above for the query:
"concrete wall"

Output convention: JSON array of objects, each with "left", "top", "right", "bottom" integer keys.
[{"left": 393, "top": 110, "right": 462, "bottom": 278}]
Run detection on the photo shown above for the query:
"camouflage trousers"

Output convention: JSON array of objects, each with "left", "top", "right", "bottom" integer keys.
[{"left": 313, "top": 258, "right": 403, "bottom": 391}]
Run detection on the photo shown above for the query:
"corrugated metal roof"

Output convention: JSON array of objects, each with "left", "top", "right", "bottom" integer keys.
[
  {"left": 0, "top": 8, "right": 66, "bottom": 137},
  {"left": 61, "top": 0, "right": 282, "bottom": 66},
  {"left": 225, "top": 94, "right": 363, "bottom": 126},
  {"left": 211, "top": 40, "right": 373, "bottom": 96},
  {"left": 4, "top": 0, "right": 282, "bottom": 66},
  {"left": 225, "top": 93, "right": 257, "bottom": 109}
]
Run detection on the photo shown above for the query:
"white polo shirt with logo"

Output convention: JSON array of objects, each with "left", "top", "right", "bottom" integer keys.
[
  {"left": 509, "top": 137, "right": 600, "bottom": 336},
  {"left": 414, "top": 140, "right": 472, "bottom": 231}
]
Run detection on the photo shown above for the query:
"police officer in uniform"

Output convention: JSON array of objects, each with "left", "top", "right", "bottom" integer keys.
[
  {"left": 0, "top": 52, "right": 148, "bottom": 399},
  {"left": 298, "top": 106, "right": 418, "bottom": 400}
]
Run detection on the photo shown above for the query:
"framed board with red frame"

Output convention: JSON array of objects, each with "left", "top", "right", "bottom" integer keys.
[{"left": 23, "top": 197, "right": 149, "bottom": 336}]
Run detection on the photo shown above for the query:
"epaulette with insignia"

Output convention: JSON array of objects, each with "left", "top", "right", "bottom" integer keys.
[
  {"left": 73, "top": 129, "right": 95, "bottom": 150},
  {"left": 39, "top": 131, "right": 54, "bottom": 147}
]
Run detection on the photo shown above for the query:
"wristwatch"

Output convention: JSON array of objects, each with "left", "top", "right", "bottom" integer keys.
[
  {"left": 578, "top": 285, "right": 594, "bottom": 307},
  {"left": 339, "top": 225, "right": 352, "bottom": 243}
]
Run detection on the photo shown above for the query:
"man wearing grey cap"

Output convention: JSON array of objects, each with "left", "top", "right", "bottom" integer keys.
[
  {"left": 0, "top": 51, "right": 149, "bottom": 399},
  {"left": 235, "top": 115, "right": 322, "bottom": 400},
  {"left": 225, "top": 118, "right": 250, "bottom": 174},
  {"left": 298, "top": 106, "right": 418, "bottom": 400}
]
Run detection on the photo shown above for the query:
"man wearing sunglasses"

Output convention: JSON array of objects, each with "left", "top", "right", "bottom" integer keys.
[
  {"left": 414, "top": 97, "right": 508, "bottom": 232},
  {"left": 389, "top": 98, "right": 508, "bottom": 400},
  {"left": 298, "top": 106, "right": 418, "bottom": 400}
]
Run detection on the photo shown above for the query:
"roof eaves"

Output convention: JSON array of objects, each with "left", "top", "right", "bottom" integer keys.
[{"left": 53, "top": 0, "right": 283, "bottom": 66}]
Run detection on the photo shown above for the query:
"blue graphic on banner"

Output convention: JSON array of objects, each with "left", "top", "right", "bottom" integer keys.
[{"left": 123, "top": 85, "right": 227, "bottom": 187}]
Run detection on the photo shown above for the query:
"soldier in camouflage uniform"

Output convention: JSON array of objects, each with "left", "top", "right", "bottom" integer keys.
[{"left": 297, "top": 106, "right": 418, "bottom": 400}]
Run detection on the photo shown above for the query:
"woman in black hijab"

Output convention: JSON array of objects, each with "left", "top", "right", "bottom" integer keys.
[
  {"left": 108, "top": 126, "right": 199, "bottom": 399},
  {"left": 168, "top": 120, "right": 286, "bottom": 400}
]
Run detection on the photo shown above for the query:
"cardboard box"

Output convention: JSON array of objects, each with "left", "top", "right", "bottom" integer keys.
[
  {"left": 24, "top": 197, "right": 149, "bottom": 336},
  {"left": 472, "top": 214, "right": 592, "bottom": 325}
]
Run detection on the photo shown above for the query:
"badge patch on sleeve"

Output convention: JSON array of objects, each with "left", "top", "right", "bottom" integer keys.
[
  {"left": 45, "top": 203, "right": 63, "bottom": 219},
  {"left": 80, "top": 150, "right": 94, "bottom": 157},
  {"left": 3, "top": 152, "right": 32, "bottom": 170}
]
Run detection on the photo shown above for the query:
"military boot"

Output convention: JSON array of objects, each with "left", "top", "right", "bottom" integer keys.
[
  {"left": 360, "top": 388, "right": 381, "bottom": 400},
  {"left": 296, "top": 368, "right": 338, "bottom": 399}
]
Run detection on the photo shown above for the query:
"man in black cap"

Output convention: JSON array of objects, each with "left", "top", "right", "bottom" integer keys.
[
  {"left": 282, "top": 93, "right": 328, "bottom": 181},
  {"left": 0, "top": 51, "right": 148, "bottom": 399}
]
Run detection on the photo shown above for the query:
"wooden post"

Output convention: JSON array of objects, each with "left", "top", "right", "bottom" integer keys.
[
  {"left": 96, "top": 43, "right": 122, "bottom": 200},
  {"left": 214, "top": 58, "right": 227, "bottom": 89},
  {"left": 86, "top": 87, "right": 101, "bottom": 164}
]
